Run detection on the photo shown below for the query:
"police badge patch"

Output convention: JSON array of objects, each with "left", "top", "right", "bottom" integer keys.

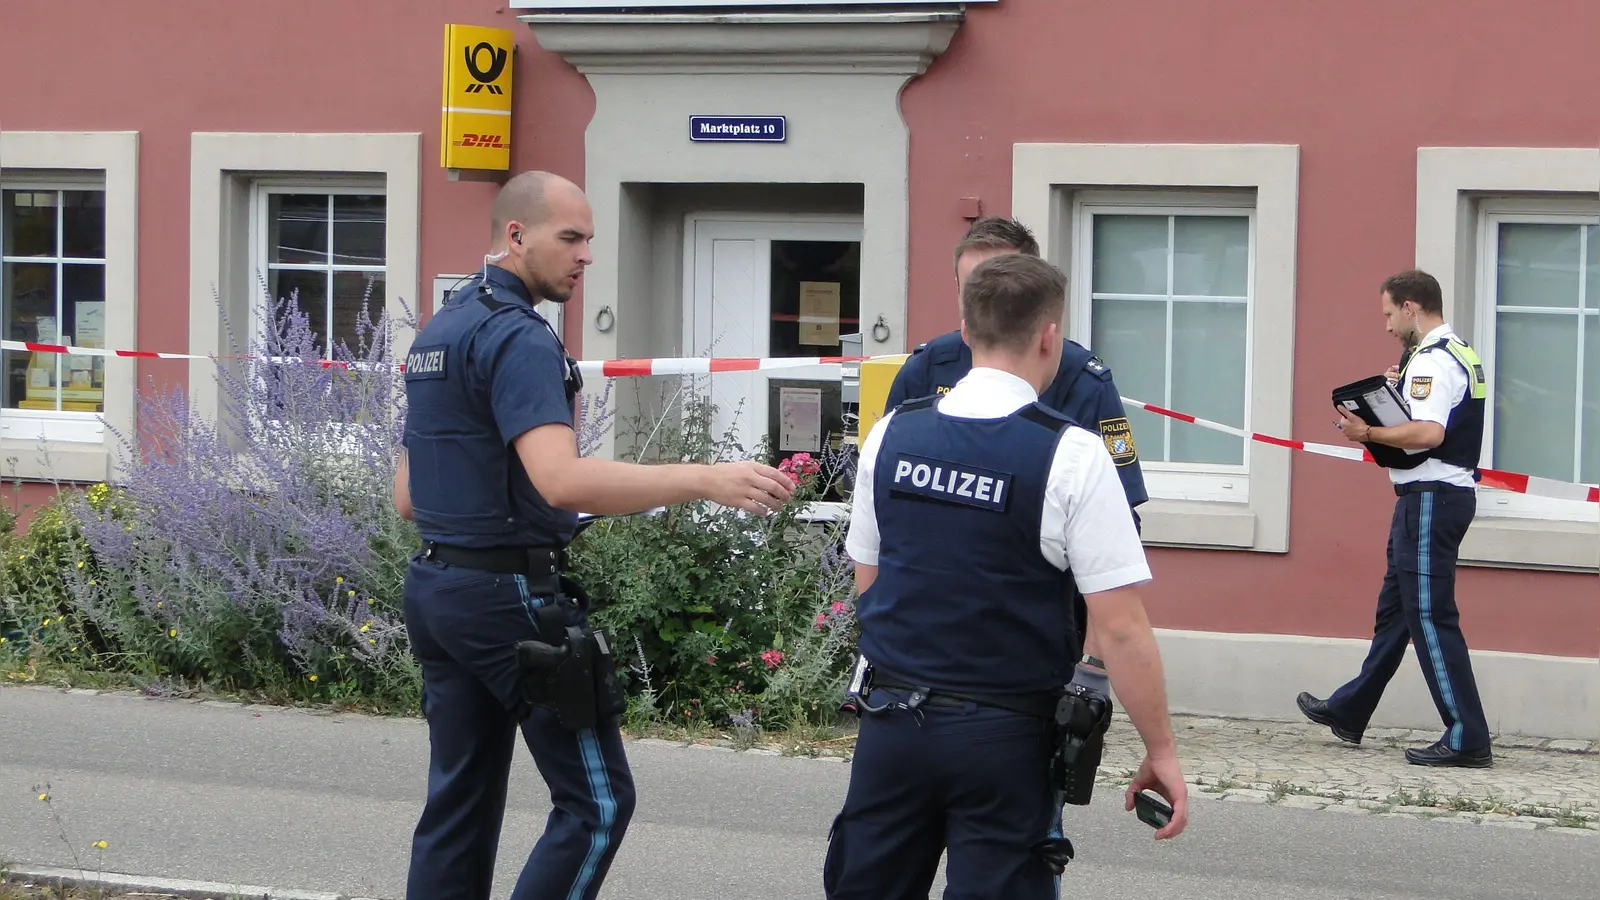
[
  {"left": 1099, "top": 417, "right": 1137, "bottom": 466},
  {"left": 1409, "top": 376, "right": 1433, "bottom": 400}
]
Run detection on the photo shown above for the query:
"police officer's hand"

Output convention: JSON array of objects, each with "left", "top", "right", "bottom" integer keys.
[
  {"left": 705, "top": 461, "right": 796, "bottom": 515},
  {"left": 1126, "top": 752, "right": 1189, "bottom": 840},
  {"left": 1333, "top": 406, "right": 1371, "bottom": 443},
  {"left": 1385, "top": 365, "right": 1401, "bottom": 385}
]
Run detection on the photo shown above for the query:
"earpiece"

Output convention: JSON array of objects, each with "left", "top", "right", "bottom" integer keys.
[{"left": 512, "top": 232, "right": 522, "bottom": 245}]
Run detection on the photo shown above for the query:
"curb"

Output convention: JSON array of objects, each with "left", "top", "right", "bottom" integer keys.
[{"left": 1, "top": 865, "right": 387, "bottom": 900}]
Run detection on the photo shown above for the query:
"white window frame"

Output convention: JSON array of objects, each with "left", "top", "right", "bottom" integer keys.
[
  {"left": 0, "top": 131, "right": 139, "bottom": 483},
  {"left": 188, "top": 133, "right": 421, "bottom": 452},
  {"left": 1474, "top": 201, "right": 1599, "bottom": 523},
  {"left": 1071, "top": 193, "right": 1257, "bottom": 505},
  {"left": 1, "top": 180, "right": 110, "bottom": 442},
  {"left": 1013, "top": 143, "right": 1299, "bottom": 553},
  {"left": 250, "top": 180, "right": 389, "bottom": 359},
  {"left": 1416, "top": 146, "right": 1600, "bottom": 572}
]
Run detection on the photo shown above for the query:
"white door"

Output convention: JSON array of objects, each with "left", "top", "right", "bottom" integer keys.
[{"left": 685, "top": 215, "right": 862, "bottom": 461}]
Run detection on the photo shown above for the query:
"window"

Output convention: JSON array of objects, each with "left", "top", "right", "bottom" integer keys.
[
  {"left": 188, "top": 132, "right": 421, "bottom": 451},
  {"left": 1078, "top": 205, "right": 1253, "bottom": 484},
  {"left": 1013, "top": 143, "right": 1299, "bottom": 553},
  {"left": 256, "top": 187, "right": 387, "bottom": 358},
  {"left": 2, "top": 187, "right": 108, "bottom": 438},
  {"left": 0, "top": 130, "right": 138, "bottom": 482},
  {"left": 1479, "top": 212, "right": 1599, "bottom": 490},
  {"left": 1415, "top": 146, "right": 1600, "bottom": 571}
]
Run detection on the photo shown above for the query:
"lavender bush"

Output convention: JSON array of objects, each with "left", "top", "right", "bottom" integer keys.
[{"left": 1, "top": 276, "right": 421, "bottom": 708}]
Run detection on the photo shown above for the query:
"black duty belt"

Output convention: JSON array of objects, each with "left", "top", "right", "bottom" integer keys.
[
  {"left": 422, "top": 541, "right": 567, "bottom": 583},
  {"left": 868, "top": 676, "right": 1059, "bottom": 720},
  {"left": 1394, "top": 480, "right": 1474, "bottom": 497}
]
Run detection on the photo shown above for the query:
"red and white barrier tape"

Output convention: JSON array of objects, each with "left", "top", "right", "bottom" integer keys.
[
  {"left": 4, "top": 340, "right": 1595, "bottom": 503},
  {"left": 1121, "top": 398, "right": 1600, "bottom": 504},
  {"left": 0, "top": 340, "right": 858, "bottom": 376}
]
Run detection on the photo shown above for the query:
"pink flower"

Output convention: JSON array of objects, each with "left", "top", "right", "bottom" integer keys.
[
  {"left": 831, "top": 601, "right": 848, "bottom": 615},
  {"left": 814, "top": 613, "right": 828, "bottom": 628},
  {"left": 760, "top": 649, "right": 785, "bottom": 669}
]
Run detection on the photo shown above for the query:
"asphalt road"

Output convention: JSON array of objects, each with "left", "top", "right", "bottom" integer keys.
[{"left": 2, "top": 685, "right": 1595, "bottom": 899}]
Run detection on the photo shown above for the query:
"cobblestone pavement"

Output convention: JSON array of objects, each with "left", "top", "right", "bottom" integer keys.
[{"left": 1091, "top": 713, "right": 1600, "bottom": 835}]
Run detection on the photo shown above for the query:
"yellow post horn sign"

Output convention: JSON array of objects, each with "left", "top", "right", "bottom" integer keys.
[{"left": 442, "top": 24, "right": 514, "bottom": 171}]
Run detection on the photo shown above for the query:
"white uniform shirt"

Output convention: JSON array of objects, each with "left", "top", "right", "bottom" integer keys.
[
  {"left": 845, "top": 367, "right": 1152, "bottom": 596},
  {"left": 1392, "top": 323, "right": 1476, "bottom": 489}
]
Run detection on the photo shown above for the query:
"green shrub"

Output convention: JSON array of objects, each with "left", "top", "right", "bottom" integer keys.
[{"left": 570, "top": 380, "right": 859, "bottom": 733}]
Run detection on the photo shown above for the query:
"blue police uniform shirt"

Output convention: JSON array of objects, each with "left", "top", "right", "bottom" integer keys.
[
  {"left": 846, "top": 368, "right": 1152, "bottom": 695},
  {"left": 402, "top": 265, "right": 579, "bottom": 549},
  {"left": 884, "top": 330, "right": 1149, "bottom": 512}
]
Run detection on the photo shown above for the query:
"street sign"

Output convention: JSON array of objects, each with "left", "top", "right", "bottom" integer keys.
[{"left": 689, "top": 116, "right": 786, "bottom": 143}]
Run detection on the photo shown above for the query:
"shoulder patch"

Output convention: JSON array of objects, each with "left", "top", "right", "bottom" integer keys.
[
  {"left": 404, "top": 344, "right": 448, "bottom": 380},
  {"left": 1084, "top": 355, "right": 1114, "bottom": 382},
  {"left": 1099, "top": 416, "right": 1137, "bottom": 466},
  {"left": 1409, "top": 376, "right": 1433, "bottom": 400}
]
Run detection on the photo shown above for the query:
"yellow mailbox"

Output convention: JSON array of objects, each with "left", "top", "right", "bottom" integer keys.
[{"left": 855, "top": 353, "right": 910, "bottom": 442}]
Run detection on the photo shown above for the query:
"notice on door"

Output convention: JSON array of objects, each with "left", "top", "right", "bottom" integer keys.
[
  {"left": 797, "top": 281, "right": 841, "bottom": 346},
  {"left": 779, "top": 386, "right": 823, "bottom": 452}
]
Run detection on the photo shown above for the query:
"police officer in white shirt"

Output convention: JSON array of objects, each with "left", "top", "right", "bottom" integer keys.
[
  {"left": 823, "top": 253, "right": 1187, "bottom": 900},
  {"left": 1298, "top": 268, "right": 1493, "bottom": 768}
]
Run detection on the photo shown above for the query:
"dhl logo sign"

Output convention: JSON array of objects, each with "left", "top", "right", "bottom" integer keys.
[
  {"left": 441, "top": 24, "right": 514, "bottom": 171},
  {"left": 453, "top": 133, "right": 508, "bottom": 149}
]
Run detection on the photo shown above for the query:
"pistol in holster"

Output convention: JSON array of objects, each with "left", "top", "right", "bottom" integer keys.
[
  {"left": 1048, "top": 683, "right": 1113, "bottom": 806},
  {"left": 513, "top": 575, "right": 627, "bottom": 731}
]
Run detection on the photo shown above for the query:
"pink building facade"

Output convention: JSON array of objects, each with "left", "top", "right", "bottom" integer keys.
[{"left": 3, "top": 0, "right": 1596, "bottom": 736}]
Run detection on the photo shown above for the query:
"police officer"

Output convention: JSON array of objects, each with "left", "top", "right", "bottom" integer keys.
[
  {"left": 1299, "top": 268, "right": 1493, "bottom": 768},
  {"left": 825, "top": 253, "right": 1188, "bottom": 900},
  {"left": 391, "top": 170, "right": 795, "bottom": 900},
  {"left": 884, "top": 216, "right": 1147, "bottom": 669}
]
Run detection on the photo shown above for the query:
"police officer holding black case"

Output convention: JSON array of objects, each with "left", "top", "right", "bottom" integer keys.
[
  {"left": 392, "top": 171, "right": 795, "bottom": 900},
  {"left": 824, "top": 253, "right": 1188, "bottom": 900},
  {"left": 1301, "top": 268, "right": 1493, "bottom": 768}
]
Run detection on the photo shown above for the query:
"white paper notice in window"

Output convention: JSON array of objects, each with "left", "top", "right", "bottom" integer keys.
[
  {"left": 797, "top": 281, "right": 841, "bottom": 346},
  {"left": 779, "top": 386, "right": 823, "bottom": 452}
]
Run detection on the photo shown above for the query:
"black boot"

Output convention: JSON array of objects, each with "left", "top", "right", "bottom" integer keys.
[
  {"left": 1296, "top": 692, "right": 1363, "bottom": 745},
  {"left": 1404, "top": 740, "right": 1493, "bottom": 768}
]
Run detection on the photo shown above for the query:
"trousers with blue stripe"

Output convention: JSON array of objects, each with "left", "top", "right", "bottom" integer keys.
[
  {"left": 401, "top": 554, "right": 635, "bottom": 900},
  {"left": 1326, "top": 485, "right": 1490, "bottom": 751},
  {"left": 822, "top": 686, "right": 1064, "bottom": 900}
]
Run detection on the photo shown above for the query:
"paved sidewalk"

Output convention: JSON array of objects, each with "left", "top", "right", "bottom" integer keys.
[{"left": 1093, "top": 712, "right": 1600, "bottom": 833}]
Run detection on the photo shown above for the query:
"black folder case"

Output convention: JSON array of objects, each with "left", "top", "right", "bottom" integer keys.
[{"left": 1330, "top": 376, "right": 1416, "bottom": 469}]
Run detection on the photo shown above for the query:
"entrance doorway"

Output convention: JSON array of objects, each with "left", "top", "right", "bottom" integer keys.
[{"left": 683, "top": 214, "right": 861, "bottom": 494}]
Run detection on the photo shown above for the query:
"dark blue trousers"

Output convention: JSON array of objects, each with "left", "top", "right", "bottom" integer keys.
[
  {"left": 823, "top": 687, "right": 1064, "bottom": 900},
  {"left": 402, "top": 555, "right": 636, "bottom": 900},
  {"left": 1326, "top": 485, "right": 1491, "bottom": 751}
]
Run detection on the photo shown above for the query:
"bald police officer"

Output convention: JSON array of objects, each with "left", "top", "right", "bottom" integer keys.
[
  {"left": 1300, "top": 268, "right": 1493, "bottom": 768},
  {"left": 884, "top": 216, "right": 1146, "bottom": 670},
  {"left": 826, "top": 253, "right": 1188, "bottom": 900},
  {"left": 392, "top": 170, "right": 795, "bottom": 900}
]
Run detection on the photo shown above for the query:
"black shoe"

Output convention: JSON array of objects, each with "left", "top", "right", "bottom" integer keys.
[
  {"left": 1405, "top": 741, "right": 1493, "bottom": 768},
  {"left": 1296, "top": 692, "right": 1362, "bottom": 745}
]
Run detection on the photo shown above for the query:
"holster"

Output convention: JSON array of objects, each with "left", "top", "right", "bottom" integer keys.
[
  {"left": 514, "top": 575, "right": 627, "bottom": 731},
  {"left": 1048, "top": 684, "right": 1113, "bottom": 806}
]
